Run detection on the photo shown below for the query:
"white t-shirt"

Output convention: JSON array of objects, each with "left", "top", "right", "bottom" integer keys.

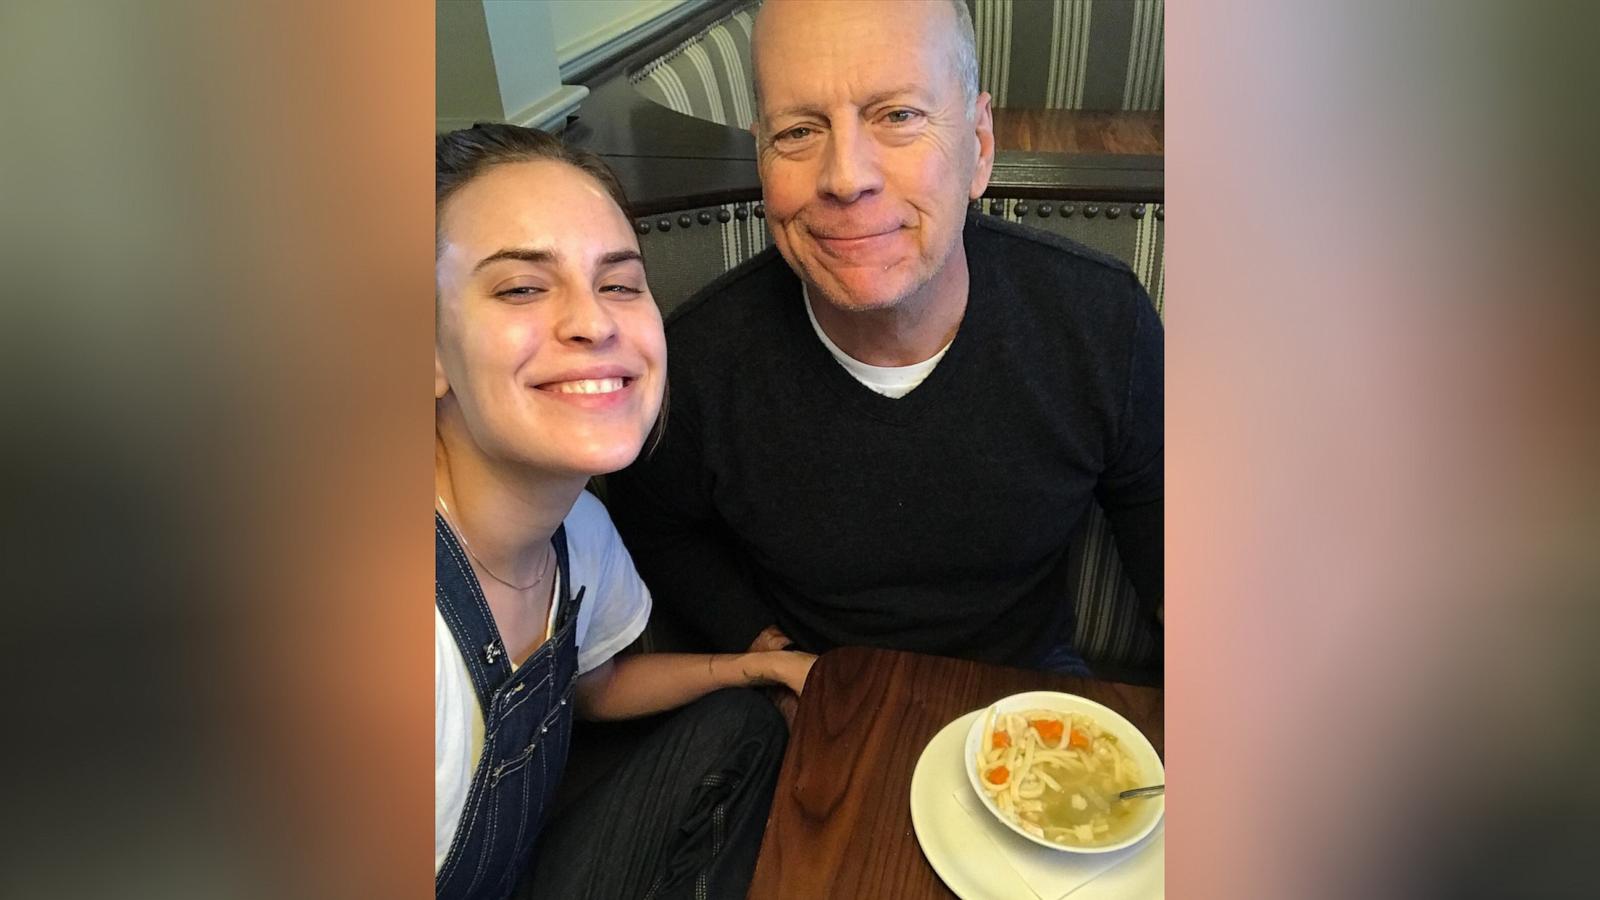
[
  {"left": 434, "top": 491, "right": 651, "bottom": 872},
  {"left": 804, "top": 287, "right": 952, "bottom": 399}
]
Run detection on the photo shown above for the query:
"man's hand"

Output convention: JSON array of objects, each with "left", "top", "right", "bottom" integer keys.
[
  {"left": 748, "top": 624, "right": 795, "bottom": 653},
  {"left": 749, "top": 650, "right": 815, "bottom": 696}
]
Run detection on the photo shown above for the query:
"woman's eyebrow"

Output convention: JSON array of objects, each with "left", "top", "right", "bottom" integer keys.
[
  {"left": 473, "top": 247, "right": 555, "bottom": 272},
  {"left": 473, "top": 247, "right": 641, "bottom": 273},
  {"left": 599, "top": 249, "right": 644, "bottom": 266}
]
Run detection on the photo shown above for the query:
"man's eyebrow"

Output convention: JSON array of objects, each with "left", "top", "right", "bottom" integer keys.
[
  {"left": 859, "top": 86, "right": 928, "bottom": 109},
  {"left": 473, "top": 247, "right": 555, "bottom": 272},
  {"left": 767, "top": 102, "right": 826, "bottom": 122},
  {"left": 767, "top": 87, "right": 928, "bottom": 122}
]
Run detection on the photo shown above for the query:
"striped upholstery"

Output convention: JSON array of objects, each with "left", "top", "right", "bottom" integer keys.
[
  {"left": 967, "top": 0, "right": 1164, "bottom": 111},
  {"left": 634, "top": 205, "right": 772, "bottom": 320},
  {"left": 632, "top": 200, "right": 1165, "bottom": 672},
  {"left": 631, "top": 6, "right": 758, "bottom": 128},
  {"left": 633, "top": 1, "right": 1163, "bottom": 122},
  {"left": 978, "top": 197, "right": 1165, "bottom": 315}
]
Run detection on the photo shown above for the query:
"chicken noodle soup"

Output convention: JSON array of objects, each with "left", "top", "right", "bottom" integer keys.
[{"left": 976, "top": 708, "right": 1143, "bottom": 847}]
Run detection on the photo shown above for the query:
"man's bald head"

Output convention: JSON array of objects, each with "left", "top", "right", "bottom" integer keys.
[{"left": 751, "top": 0, "right": 979, "bottom": 123}]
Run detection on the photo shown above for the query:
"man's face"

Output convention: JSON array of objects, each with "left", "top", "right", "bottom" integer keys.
[
  {"left": 434, "top": 160, "right": 666, "bottom": 477},
  {"left": 752, "top": 0, "right": 994, "bottom": 312}
]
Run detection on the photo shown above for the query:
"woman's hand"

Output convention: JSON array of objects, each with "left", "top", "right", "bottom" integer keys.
[{"left": 740, "top": 650, "right": 814, "bottom": 730}]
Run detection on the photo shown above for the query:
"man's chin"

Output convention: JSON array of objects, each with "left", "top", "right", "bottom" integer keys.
[{"left": 810, "top": 271, "right": 918, "bottom": 313}]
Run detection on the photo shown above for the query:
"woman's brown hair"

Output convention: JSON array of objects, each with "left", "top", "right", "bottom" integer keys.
[{"left": 436, "top": 122, "right": 629, "bottom": 220}]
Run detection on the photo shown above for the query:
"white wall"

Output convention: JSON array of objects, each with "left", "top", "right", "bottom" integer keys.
[
  {"left": 482, "top": 0, "right": 562, "bottom": 120},
  {"left": 438, "top": 0, "right": 707, "bottom": 132},
  {"left": 545, "top": 0, "right": 698, "bottom": 71},
  {"left": 437, "top": 0, "right": 588, "bottom": 132},
  {"left": 437, "top": 0, "right": 505, "bottom": 131}
]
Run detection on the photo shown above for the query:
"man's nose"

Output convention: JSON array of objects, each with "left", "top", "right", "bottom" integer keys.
[
  {"left": 554, "top": 287, "right": 619, "bottom": 346},
  {"left": 817, "top": 121, "right": 884, "bottom": 204}
]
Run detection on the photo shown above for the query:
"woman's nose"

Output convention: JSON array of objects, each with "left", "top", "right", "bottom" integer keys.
[{"left": 554, "top": 288, "right": 619, "bottom": 346}]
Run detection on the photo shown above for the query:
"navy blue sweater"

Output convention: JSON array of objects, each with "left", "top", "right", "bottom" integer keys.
[{"left": 608, "top": 215, "right": 1163, "bottom": 665}]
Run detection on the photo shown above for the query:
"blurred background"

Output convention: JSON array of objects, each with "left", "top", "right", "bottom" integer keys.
[{"left": 0, "top": 0, "right": 1595, "bottom": 898}]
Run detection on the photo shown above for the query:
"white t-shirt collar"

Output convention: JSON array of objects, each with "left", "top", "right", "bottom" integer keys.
[{"left": 803, "top": 286, "right": 952, "bottom": 399}]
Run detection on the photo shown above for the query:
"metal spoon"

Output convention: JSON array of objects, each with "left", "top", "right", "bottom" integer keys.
[{"left": 1118, "top": 784, "right": 1165, "bottom": 801}]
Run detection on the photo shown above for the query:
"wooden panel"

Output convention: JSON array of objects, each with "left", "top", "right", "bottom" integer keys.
[{"left": 992, "top": 109, "right": 1165, "bottom": 155}]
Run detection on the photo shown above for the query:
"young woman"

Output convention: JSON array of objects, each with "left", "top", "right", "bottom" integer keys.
[{"left": 434, "top": 123, "right": 814, "bottom": 900}]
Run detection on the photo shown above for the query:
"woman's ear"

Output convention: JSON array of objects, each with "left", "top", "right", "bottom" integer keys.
[{"left": 434, "top": 349, "right": 451, "bottom": 400}]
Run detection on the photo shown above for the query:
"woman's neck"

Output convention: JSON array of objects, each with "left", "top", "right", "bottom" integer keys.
[{"left": 434, "top": 410, "right": 586, "bottom": 582}]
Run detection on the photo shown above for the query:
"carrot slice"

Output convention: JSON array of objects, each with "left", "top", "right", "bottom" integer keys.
[
  {"left": 992, "top": 731, "right": 1011, "bottom": 749},
  {"left": 1068, "top": 727, "right": 1092, "bottom": 750},
  {"left": 985, "top": 765, "right": 1010, "bottom": 785},
  {"left": 1031, "top": 719, "right": 1065, "bottom": 745}
]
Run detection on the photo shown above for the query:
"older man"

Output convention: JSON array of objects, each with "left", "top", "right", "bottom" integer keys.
[{"left": 608, "top": 0, "right": 1162, "bottom": 672}]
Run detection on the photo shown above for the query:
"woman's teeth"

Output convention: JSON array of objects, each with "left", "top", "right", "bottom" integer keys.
[{"left": 550, "top": 378, "right": 625, "bottom": 395}]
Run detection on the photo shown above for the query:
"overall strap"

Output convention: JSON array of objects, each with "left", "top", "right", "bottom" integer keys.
[
  {"left": 435, "top": 513, "right": 510, "bottom": 711},
  {"left": 435, "top": 517, "right": 582, "bottom": 711},
  {"left": 549, "top": 523, "right": 582, "bottom": 631}
]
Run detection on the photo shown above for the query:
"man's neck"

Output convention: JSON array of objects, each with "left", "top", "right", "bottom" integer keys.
[
  {"left": 807, "top": 247, "right": 969, "bottom": 367},
  {"left": 434, "top": 408, "right": 584, "bottom": 579}
]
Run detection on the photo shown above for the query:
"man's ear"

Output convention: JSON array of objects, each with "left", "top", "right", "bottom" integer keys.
[
  {"left": 434, "top": 348, "right": 451, "bottom": 400},
  {"left": 968, "top": 90, "right": 995, "bottom": 199}
]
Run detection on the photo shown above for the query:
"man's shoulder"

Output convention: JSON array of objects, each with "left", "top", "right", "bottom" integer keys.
[
  {"left": 968, "top": 214, "right": 1136, "bottom": 279},
  {"left": 664, "top": 246, "right": 796, "bottom": 340}
]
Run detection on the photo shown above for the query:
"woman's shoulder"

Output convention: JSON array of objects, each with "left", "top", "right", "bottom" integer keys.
[
  {"left": 564, "top": 488, "right": 615, "bottom": 532},
  {"left": 563, "top": 489, "right": 651, "bottom": 669},
  {"left": 561, "top": 489, "right": 626, "bottom": 558}
]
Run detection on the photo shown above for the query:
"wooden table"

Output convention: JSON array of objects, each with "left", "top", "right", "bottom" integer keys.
[{"left": 747, "top": 647, "right": 1164, "bottom": 899}]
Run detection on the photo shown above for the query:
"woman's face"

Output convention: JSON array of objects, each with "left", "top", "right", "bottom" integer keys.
[{"left": 435, "top": 160, "right": 665, "bottom": 477}]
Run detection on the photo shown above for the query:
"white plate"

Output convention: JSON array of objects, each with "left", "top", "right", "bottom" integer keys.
[{"left": 910, "top": 710, "right": 1164, "bottom": 900}]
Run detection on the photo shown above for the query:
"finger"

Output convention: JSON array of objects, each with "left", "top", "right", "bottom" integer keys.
[{"left": 749, "top": 626, "right": 793, "bottom": 653}]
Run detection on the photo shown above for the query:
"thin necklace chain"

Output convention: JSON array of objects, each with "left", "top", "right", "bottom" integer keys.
[{"left": 436, "top": 494, "right": 553, "bottom": 592}]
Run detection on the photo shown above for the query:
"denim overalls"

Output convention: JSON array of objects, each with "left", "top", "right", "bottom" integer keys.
[{"left": 435, "top": 514, "right": 585, "bottom": 900}]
